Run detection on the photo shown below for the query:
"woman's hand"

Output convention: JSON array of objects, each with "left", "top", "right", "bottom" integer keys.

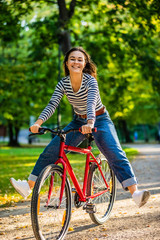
[
  {"left": 29, "top": 119, "right": 43, "bottom": 133},
  {"left": 30, "top": 124, "right": 40, "bottom": 133},
  {"left": 81, "top": 120, "right": 94, "bottom": 134}
]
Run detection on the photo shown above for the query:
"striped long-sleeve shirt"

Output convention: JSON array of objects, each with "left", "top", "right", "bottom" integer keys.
[{"left": 39, "top": 73, "right": 104, "bottom": 122}]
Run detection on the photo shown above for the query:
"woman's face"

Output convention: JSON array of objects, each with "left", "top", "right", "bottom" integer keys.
[{"left": 66, "top": 51, "right": 86, "bottom": 74}]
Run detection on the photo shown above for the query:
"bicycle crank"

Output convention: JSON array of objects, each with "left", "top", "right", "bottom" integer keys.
[
  {"left": 83, "top": 203, "right": 97, "bottom": 214},
  {"left": 74, "top": 191, "right": 82, "bottom": 208}
]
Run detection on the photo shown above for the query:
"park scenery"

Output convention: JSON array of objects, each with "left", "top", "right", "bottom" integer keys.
[{"left": 0, "top": 1, "right": 160, "bottom": 240}]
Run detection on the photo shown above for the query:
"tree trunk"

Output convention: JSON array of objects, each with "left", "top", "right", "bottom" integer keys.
[
  {"left": 57, "top": 0, "right": 76, "bottom": 123},
  {"left": 59, "top": 30, "right": 71, "bottom": 55},
  {"left": 8, "top": 122, "right": 20, "bottom": 146},
  {"left": 57, "top": 0, "right": 76, "bottom": 54},
  {"left": 118, "top": 119, "right": 133, "bottom": 143},
  {"left": 142, "top": 124, "right": 149, "bottom": 142}
]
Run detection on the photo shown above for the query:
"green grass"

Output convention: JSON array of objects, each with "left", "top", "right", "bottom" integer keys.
[
  {"left": 0, "top": 145, "right": 138, "bottom": 207},
  {"left": 122, "top": 146, "right": 139, "bottom": 159}
]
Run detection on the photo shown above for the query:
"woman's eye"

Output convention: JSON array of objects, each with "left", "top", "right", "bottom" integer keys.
[{"left": 70, "top": 58, "right": 83, "bottom": 62}]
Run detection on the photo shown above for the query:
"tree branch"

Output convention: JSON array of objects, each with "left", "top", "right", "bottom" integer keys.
[{"left": 68, "top": 0, "right": 76, "bottom": 18}]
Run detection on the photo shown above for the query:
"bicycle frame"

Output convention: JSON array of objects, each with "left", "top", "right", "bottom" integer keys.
[{"left": 53, "top": 140, "right": 110, "bottom": 206}]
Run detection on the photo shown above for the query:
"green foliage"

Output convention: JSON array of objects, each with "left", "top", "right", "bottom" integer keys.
[
  {"left": 69, "top": 0, "right": 160, "bottom": 125},
  {"left": 0, "top": 1, "right": 20, "bottom": 44},
  {"left": 0, "top": 0, "right": 160, "bottom": 144}
]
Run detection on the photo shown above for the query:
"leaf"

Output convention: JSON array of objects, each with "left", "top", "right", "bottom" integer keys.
[
  {"left": 68, "top": 227, "right": 74, "bottom": 231},
  {"left": 102, "top": 227, "right": 107, "bottom": 231},
  {"left": 0, "top": 232, "right": 5, "bottom": 235}
]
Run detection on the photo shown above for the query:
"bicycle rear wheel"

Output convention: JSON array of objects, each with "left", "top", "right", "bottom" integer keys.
[
  {"left": 87, "top": 154, "right": 116, "bottom": 225},
  {"left": 31, "top": 164, "right": 72, "bottom": 240}
]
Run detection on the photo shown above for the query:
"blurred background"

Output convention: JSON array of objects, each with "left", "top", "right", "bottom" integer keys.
[{"left": 0, "top": 0, "right": 160, "bottom": 146}]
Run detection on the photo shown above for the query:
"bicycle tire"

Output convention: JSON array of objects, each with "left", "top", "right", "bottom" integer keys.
[
  {"left": 31, "top": 164, "right": 72, "bottom": 240},
  {"left": 87, "top": 154, "right": 116, "bottom": 225}
]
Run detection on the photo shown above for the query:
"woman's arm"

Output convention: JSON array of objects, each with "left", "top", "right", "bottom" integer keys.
[
  {"left": 81, "top": 77, "right": 98, "bottom": 134},
  {"left": 86, "top": 77, "right": 98, "bottom": 122}
]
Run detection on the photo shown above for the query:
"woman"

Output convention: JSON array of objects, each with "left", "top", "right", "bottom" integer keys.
[{"left": 10, "top": 47, "right": 150, "bottom": 207}]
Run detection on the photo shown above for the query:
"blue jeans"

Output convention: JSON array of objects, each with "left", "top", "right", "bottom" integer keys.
[{"left": 28, "top": 111, "right": 137, "bottom": 190}]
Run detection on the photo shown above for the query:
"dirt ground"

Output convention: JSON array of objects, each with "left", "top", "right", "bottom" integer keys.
[{"left": 0, "top": 143, "right": 160, "bottom": 240}]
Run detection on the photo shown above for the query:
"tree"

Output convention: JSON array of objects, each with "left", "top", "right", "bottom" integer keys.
[
  {"left": 0, "top": 0, "right": 160, "bottom": 144},
  {"left": 0, "top": 0, "right": 77, "bottom": 145}
]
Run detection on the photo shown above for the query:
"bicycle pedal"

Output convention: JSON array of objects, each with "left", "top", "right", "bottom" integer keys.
[{"left": 83, "top": 203, "right": 96, "bottom": 214}]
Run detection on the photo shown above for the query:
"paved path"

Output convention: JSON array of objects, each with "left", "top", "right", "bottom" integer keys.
[{"left": 0, "top": 144, "right": 160, "bottom": 239}]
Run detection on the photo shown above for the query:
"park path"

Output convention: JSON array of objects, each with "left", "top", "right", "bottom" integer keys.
[{"left": 0, "top": 143, "right": 160, "bottom": 240}]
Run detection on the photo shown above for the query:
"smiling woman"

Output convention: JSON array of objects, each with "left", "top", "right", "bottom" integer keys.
[{"left": 10, "top": 46, "right": 150, "bottom": 209}]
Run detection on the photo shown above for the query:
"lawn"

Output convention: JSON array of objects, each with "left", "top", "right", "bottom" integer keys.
[{"left": 0, "top": 144, "right": 138, "bottom": 207}]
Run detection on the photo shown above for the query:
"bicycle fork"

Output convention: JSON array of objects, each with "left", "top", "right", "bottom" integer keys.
[
  {"left": 59, "top": 163, "right": 67, "bottom": 208},
  {"left": 55, "top": 141, "right": 67, "bottom": 208}
]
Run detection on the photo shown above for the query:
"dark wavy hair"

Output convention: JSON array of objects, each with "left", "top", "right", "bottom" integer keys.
[{"left": 63, "top": 47, "right": 97, "bottom": 79}]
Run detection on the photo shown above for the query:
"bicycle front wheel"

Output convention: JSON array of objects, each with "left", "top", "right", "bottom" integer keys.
[
  {"left": 31, "top": 164, "right": 72, "bottom": 240},
  {"left": 87, "top": 154, "right": 116, "bottom": 225}
]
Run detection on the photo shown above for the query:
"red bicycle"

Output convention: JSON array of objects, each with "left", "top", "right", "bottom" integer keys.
[{"left": 30, "top": 127, "right": 116, "bottom": 240}]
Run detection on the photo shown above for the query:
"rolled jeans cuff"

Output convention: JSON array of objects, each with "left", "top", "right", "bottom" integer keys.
[
  {"left": 28, "top": 174, "right": 38, "bottom": 182},
  {"left": 122, "top": 177, "right": 137, "bottom": 191}
]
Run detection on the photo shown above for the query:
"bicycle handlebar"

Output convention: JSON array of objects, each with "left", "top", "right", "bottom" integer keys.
[{"left": 29, "top": 127, "right": 97, "bottom": 137}]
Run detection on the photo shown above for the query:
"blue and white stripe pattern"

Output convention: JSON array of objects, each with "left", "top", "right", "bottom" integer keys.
[{"left": 39, "top": 73, "right": 104, "bottom": 122}]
